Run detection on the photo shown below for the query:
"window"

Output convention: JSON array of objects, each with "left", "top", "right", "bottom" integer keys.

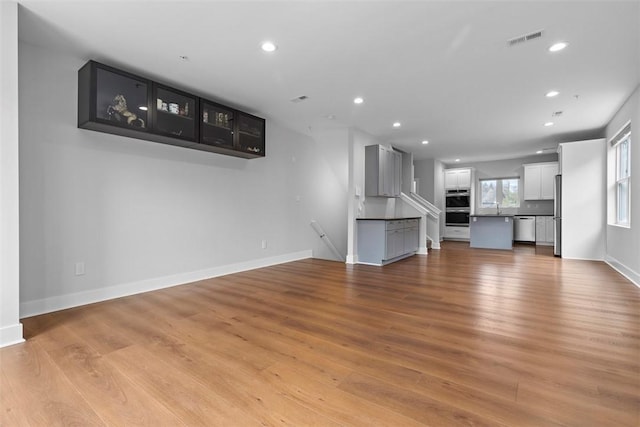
[
  {"left": 480, "top": 178, "right": 520, "bottom": 208},
  {"left": 612, "top": 124, "right": 631, "bottom": 226}
]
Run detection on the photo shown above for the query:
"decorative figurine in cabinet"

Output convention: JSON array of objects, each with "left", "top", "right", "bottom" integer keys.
[{"left": 78, "top": 61, "right": 150, "bottom": 135}]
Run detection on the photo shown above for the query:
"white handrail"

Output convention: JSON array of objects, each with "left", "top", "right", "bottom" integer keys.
[
  {"left": 400, "top": 192, "right": 441, "bottom": 250},
  {"left": 408, "top": 192, "right": 441, "bottom": 217},
  {"left": 310, "top": 220, "right": 345, "bottom": 261}
]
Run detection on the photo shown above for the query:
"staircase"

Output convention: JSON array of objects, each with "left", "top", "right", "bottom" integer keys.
[{"left": 400, "top": 192, "right": 442, "bottom": 250}]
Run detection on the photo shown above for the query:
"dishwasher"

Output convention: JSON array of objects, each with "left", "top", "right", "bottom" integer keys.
[{"left": 514, "top": 216, "right": 536, "bottom": 242}]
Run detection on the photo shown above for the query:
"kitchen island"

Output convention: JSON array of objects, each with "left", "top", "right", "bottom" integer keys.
[{"left": 469, "top": 215, "right": 514, "bottom": 250}]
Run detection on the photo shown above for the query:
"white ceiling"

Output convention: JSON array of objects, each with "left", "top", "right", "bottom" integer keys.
[{"left": 17, "top": 0, "right": 640, "bottom": 163}]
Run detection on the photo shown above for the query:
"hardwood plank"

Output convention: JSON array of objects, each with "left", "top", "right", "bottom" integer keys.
[
  {"left": 0, "top": 341, "right": 105, "bottom": 426},
  {"left": 515, "top": 378, "right": 638, "bottom": 427},
  {"left": 47, "top": 340, "right": 186, "bottom": 426},
  {"left": 262, "top": 362, "right": 427, "bottom": 427},
  {"left": 338, "top": 371, "right": 508, "bottom": 427},
  {"left": 107, "top": 341, "right": 342, "bottom": 426},
  {"left": 105, "top": 344, "right": 270, "bottom": 426}
]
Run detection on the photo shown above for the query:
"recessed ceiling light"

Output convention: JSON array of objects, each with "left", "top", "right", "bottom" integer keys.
[
  {"left": 544, "top": 121, "right": 554, "bottom": 127},
  {"left": 546, "top": 90, "right": 559, "bottom": 97},
  {"left": 422, "top": 140, "right": 429, "bottom": 145},
  {"left": 138, "top": 106, "right": 148, "bottom": 111},
  {"left": 261, "top": 41, "right": 277, "bottom": 52},
  {"left": 536, "top": 150, "right": 543, "bottom": 154},
  {"left": 353, "top": 97, "right": 364, "bottom": 104},
  {"left": 455, "top": 158, "right": 460, "bottom": 162},
  {"left": 548, "top": 42, "right": 568, "bottom": 52},
  {"left": 393, "top": 122, "right": 401, "bottom": 128}
]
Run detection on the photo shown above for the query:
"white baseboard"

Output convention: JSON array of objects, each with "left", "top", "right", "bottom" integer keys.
[
  {"left": 605, "top": 255, "right": 640, "bottom": 288},
  {"left": 345, "top": 254, "right": 357, "bottom": 264},
  {"left": 20, "top": 250, "right": 312, "bottom": 319},
  {"left": 417, "top": 246, "right": 428, "bottom": 255},
  {"left": 0, "top": 323, "right": 25, "bottom": 348}
]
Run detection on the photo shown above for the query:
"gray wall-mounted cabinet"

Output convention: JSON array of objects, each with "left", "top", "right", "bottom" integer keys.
[{"left": 365, "top": 145, "right": 402, "bottom": 197}]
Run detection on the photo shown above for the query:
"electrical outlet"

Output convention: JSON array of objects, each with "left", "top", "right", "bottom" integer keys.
[
  {"left": 261, "top": 240, "right": 267, "bottom": 249},
  {"left": 75, "top": 262, "right": 85, "bottom": 276}
]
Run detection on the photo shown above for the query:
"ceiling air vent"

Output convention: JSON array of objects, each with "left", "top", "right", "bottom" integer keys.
[
  {"left": 507, "top": 30, "right": 543, "bottom": 47},
  {"left": 290, "top": 95, "right": 309, "bottom": 103}
]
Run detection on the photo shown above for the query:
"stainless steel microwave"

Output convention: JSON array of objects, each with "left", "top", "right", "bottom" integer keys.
[{"left": 445, "top": 190, "right": 470, "bottom": 209}]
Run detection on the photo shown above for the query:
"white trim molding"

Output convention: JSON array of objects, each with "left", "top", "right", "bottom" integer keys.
[
  {"left": 605, "top": 255, "right": 640, "bottom": 288},
  {"left": 0, "top": 323, "right": 25, "bottom": 348},
  {"left": 20, "top": 250, "right": 312, "bottom": 318}
]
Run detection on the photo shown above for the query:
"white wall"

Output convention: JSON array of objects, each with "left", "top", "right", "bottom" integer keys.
[
  {"left": 0, "top": 1, "right": 24, "bottom": 347},
  {"left": 303, "top": 127, "right": 349, "bottom": 261},
  {"left": 605, "top": 86, "right": 640, "bottom": 285},
  {"left": 18, "top": 41, "right": 347, "bottom": 317},
  {"left": 414, "top": 158, "right": 435, "bottom": 202},
  {"left": 559, "top": 139, "right": 606, "bottom": 261}
]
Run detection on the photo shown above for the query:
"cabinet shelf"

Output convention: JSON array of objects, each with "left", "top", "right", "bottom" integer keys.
[
  {"left": 239, "top": 131, "right": 261, "bottom": 138},
  {"left": 78, "top": 60, "right": 265, "bottom": 159},
  {"left": 203, "top": 121, "right": 231, "bottom": 130},
  {"left": 157, "top": 110, "right": 194, "bottom": 120}
]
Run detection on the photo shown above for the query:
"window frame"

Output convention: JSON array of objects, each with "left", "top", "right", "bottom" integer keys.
[
  {"left": 613, "top": 127, "right": 631, "bottom": 227},
  {"left": 479, "top": 177, "right": 521, "bottom": 209}
]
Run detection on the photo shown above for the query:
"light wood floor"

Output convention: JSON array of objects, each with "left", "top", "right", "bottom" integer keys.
[{"left": 2, "top": 242, "right": 639, "bottom": 426}]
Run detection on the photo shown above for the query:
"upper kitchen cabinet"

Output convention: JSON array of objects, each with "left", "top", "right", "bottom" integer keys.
[
  {"left": 152, "top": 83, "right": 198, "bottom": 142},
  {"left": 444, "top": 168, "right": 472, "bottom": 189},
  {"left": 524, "top": 162, "right": 558, "bottom": 200},
  {"left": 365, "top": 145, "right": 402, "bottom": 197},
  {"left": 78, "top": 61, "right": 151, "bottom": 139}
]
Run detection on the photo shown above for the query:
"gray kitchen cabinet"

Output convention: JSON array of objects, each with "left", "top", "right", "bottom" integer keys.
[
  {"left": 365, "top": 145, "right": 402, "bottom": 197},
  {"left": 357, "top": 218, "right": 420, "bottom": 265},
  {"left": 535, "top": 215, "right": 555, "bottom": 246}
]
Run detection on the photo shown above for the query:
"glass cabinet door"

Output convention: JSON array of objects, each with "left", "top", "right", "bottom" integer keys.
[
  {"left": 95, "top": 67, "right": 149, "bottom": 130},
  {"left": 200, "top": 100, "right": 234, "bottom": 148},
  {"left": 236, "top": 112, "right": 265, "bottom": 156},
  {"left": 153, "top": 84, "right": 197, "bottom": 141}
]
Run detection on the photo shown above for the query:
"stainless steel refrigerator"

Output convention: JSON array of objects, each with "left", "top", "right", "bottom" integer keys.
[{"left": 554, "top": 174, "right": 562, "bottom": 257}]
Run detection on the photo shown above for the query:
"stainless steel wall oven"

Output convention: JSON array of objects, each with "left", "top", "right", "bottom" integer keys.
[
  {"left": 445, "top": 189, "right": 471, "bottom": 226},
  {"left": 445, "top": 210, "right": 470, "bottom": 226}
]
